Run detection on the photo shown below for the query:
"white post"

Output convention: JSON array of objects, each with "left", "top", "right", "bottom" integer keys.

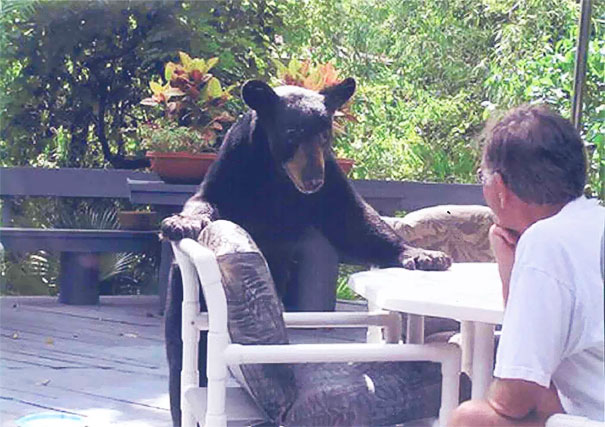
[
  {"left": 366, "top": 301, "right": 383, "bottom": 343},
  {"left": 406, "top": 314, "right": 425, "bottom": 344},
  {"left": 460, "top": 321, "right": 474, "bottom": 377},
  {"left": 471, "top": 322, "right": 495, "bottom": 399},
  {"left": 438, "top": 345, "right": 461, "bottom": 427},
  {"left": 191, "top": 244, "right": 228, "bottom": 427},
  {"left": 172, "top": 246, "right": 200, "bottom": 427},
  {"left": 383, "top": 311, "right": 402, "bottom": 343},
  {"left": 174, "top": 240, "right": 229, "bottom": 427}
]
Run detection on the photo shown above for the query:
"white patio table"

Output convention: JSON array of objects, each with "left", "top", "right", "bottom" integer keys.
[{"left": 348, "top": 262, "right": 504, "bottom": 399}]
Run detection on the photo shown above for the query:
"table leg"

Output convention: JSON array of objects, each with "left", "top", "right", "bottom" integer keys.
[
  {"left": 471, "top": 322, "right": 495, "bottom": 399},
  {"left": 158, "top": 240, "right": 173, "bottom": 314},
  {"left": 460, "top": 321, "right": 474, "bottom": 376},
  {"left": 58, "top": 252, "right": 100, "bottom": 305},
  {"left": 406, "top": 314, "right": 425, "bottom": 344}
]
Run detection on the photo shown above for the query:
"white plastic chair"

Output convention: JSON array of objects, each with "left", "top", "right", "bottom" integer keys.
[{"left": 172, "top": 238, "right": 463, "bottom": 427}]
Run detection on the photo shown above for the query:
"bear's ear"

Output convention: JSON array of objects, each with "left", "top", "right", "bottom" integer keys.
[
  {"left": 242, "top": 80, "right": 279, "bottom": 114},
  {"left": 320, "top": 77, "right": 356, "bottom": 112}
]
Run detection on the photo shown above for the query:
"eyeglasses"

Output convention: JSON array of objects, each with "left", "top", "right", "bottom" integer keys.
[
  {"left": 477, "top": 167, "right": 505, "bottom": 185},
  {"left": 476, "top": 168, "right": 486, "bottom": 184}
]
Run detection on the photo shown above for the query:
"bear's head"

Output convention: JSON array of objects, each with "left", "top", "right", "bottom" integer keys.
[{"left": 242, "top": 78, "right": 356, "bottom": 194}]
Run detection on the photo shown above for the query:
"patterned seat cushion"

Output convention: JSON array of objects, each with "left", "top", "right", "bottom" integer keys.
[
  {"left": 199, "top": 221, "right": 296, "bottom": 423},
  {"left": 383, "top": 204, "right": 495, "bottom": 263},
  {"left": 199, "top": 220, "right": 442, "bottom": 426}
]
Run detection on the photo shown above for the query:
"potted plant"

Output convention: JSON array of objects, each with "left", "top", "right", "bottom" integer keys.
[
  {"left": 273, "top": 59, "right": 357, "bottom": 175},
  {"left": 139, "top": 52, "right": 235, "bottom": 184},
  {"left": 118, "top": 209, "right": 158, "bottom": 230}
]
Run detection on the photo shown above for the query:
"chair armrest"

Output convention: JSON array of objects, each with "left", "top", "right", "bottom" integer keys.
[
  {"left": 224, "top": 342, "right": 459, "bottom": 366},
  {"left": 192, "top": 311, "right": 400, "bottom": 330},
  {"left": 282, "top": 311, "right": 396, "bottom": 328}
]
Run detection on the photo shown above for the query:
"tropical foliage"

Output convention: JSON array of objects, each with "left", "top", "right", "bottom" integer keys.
[
  {"left": 272, "top": 58, "right": 357, "bottom": 133},
  {"left": 0, "top": 0, "right": 282, "bottom": 168},
  {"left": 138, "top": 52, "right": 236, "bottom": 152}
]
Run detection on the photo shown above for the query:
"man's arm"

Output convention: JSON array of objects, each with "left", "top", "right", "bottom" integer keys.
[
  {"left": 449, "top": 379, "right": 563, "bottom": 426},
  {"left": 488, "top": 378, "right": 563, "bottom": 420},
  {"left": 489, "top": 224, "right": 520, "bottom": 303}
]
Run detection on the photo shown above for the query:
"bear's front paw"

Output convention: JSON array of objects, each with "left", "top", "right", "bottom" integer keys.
[
  {"left": 160, "top": 214, "right": 207, "bottom": 241},
  {"left": 401, "top": 248, "right": 452, "bottom": 271}
]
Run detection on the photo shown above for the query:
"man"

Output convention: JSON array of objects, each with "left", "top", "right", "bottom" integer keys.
[{"left": 449, "top": 105, "right": 604, "bottom": 426}]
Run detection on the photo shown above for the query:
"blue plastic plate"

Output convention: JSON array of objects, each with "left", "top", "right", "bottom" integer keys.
[{"left": 16, "top": 412, "right": 88, "bottom": 427}]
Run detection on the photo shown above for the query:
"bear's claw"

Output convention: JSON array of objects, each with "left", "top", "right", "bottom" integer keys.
[
  {"left": 401, "top": 248, "right": 452, "bottom": 271},
  {"left": 160, "top": 214, "right": 207, "bottom": 241}
]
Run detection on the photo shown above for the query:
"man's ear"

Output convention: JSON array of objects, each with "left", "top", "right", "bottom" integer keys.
[
  {"left": 242, "top": 80, "right": 279, "bottom": 115},
  {"left": 320, "top": 77, "right": 356, "bottom": 112},
  {"left": 493, "top": 173, "right": 510, "bottom": 209}
]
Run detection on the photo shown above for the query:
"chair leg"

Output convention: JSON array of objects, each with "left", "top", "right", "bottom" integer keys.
[{"left": 438, "top": 345, "right": 462, "bottom": 426}]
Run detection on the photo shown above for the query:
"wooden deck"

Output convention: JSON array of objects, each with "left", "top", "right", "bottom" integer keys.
[{"left": 0, "top": 295, "right": 367, "bottom": 426}]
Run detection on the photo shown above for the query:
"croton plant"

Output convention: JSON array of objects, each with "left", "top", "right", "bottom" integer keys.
[
  {"left": 139, "top": 52, "right": 235, "bottom": 152},
  {"left": 273, "top": 59, "right": 357, "bottom": 133}
]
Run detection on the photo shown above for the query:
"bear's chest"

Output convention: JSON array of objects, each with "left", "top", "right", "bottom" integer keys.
[{"left": 217, "top": 179, "right": 320, "bottom": 237}]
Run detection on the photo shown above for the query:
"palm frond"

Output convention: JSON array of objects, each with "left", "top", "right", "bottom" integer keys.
[{"left": 99, "top": 252, "right": 138, "bottom": 283}]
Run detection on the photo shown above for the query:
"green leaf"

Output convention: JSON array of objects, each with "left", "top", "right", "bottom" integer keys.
[
  {"left": 205, "top": 77, "right": 222, "bottom": 99},
  {"left": 288, "top": 58, "right": 301, "bottom": 76},
  {"left": 179, "top": 51, "right": 193, "bottom": 70},
  {"left": 192, "top": 58, "right": 206, "bottom": 72},
  {"left": 149, "top": 81, "right": 164, "bottom": 95},
  {"left": 165, "top": 62, "right": 176, "bottom": 82},
  {"left": 205, "top": 57, "right": 219, "bottom": 73},
  {"left": 272, "top": 58, "right": 288, "bottom": 78}
]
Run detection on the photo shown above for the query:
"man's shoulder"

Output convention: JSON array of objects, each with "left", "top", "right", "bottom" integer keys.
[{"left": 524, "top": 197, "right": 604, "bottom": 242}]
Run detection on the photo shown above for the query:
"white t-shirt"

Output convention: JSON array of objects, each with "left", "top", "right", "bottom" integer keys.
[{"left": 494, "top": 196, "right": 605, "bottom": 421}]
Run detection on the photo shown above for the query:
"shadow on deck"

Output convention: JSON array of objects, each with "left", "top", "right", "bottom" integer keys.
[{"left": 0, "top": 296, "right": 367, "bottom": 426}]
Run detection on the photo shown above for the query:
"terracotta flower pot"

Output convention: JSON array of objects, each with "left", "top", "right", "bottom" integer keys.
[
  {"left": 147, "top": 152, "right": 353, "bottom": 184},
  {"left": 118, "top": 211, "right": 158, "bottom": 230},
  {"left": 146, "top": 151, "right": 218, "bottom": 184},
  {"left": 336, "top": 158, "right": 355, "bottom": 175}
]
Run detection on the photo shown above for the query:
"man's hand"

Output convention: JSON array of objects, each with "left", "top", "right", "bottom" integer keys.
[{"left": 489, "top": 224, "right": 520, "bottom": 303}]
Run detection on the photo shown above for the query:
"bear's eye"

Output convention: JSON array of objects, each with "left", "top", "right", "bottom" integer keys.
[{"left": 318, "top": 130, "right": 331, "bottom": 147}]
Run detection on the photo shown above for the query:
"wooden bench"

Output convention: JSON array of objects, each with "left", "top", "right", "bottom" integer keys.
[
  {"left": 0, "top": 167, "right": 162, "bottom": 304},
  {"left": 0, "top": 228, "right": 159, "bottom": 304}
]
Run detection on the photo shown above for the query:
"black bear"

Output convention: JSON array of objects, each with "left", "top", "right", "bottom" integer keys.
[{"left": 161, "top": 78, "right": 451, "bottom": 425}]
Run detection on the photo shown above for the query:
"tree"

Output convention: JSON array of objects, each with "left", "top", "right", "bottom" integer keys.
[{"left": 0, "top": 0, "right": 283, "bottom": 168}]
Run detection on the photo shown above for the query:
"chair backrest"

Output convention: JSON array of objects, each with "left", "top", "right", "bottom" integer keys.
[
  {"left": 195, "top": 220, "right": 297, "bottom": 423},
  {"left": 384, "top": 204, "right": 495, "bottom": 262}
]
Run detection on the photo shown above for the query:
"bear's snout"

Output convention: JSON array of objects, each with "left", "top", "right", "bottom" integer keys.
[
  {"left": 284, "top": 141, "right": 325, "bottom": 194},
  {"left": 301, "top": 177, "right": 324, "bottom": 193}
]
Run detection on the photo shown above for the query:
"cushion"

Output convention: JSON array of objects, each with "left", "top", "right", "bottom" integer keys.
[
  {"left": 383, "top": 204, "right": 495, "bottom": 263},
  {"left": 199, "top": 220, "right": 297, "bottom": 423},
  {"left": 285, "top": 362, "right": 441, "bottom": 426}
]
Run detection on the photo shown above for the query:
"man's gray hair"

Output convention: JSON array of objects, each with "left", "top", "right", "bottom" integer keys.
[{"left": 481, "top": 104, "right": 587, "bottom": 205}]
